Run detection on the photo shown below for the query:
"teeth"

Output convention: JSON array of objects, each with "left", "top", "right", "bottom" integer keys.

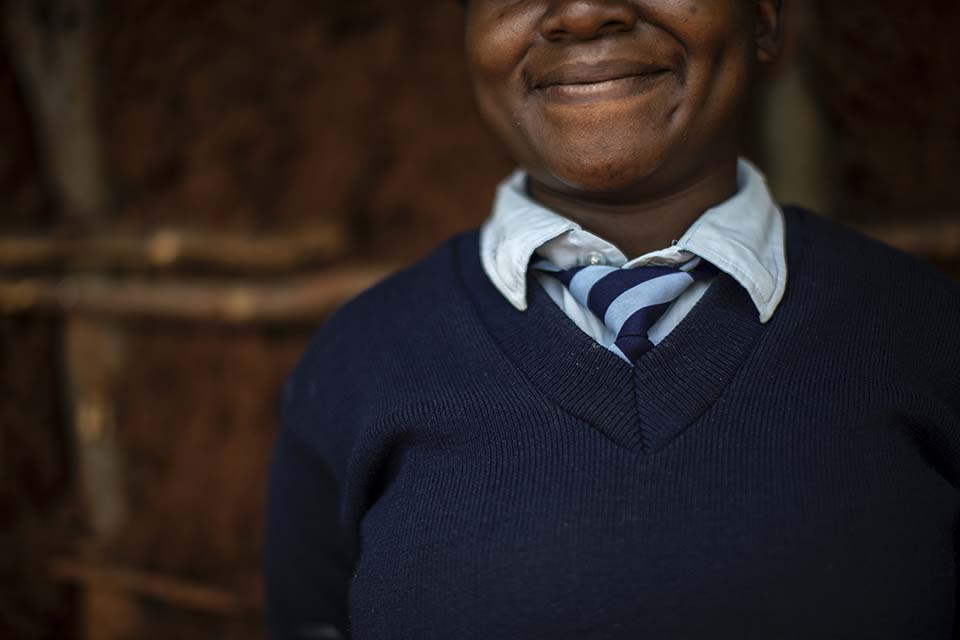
[
  {"left": 559, "top": 78, "right": 629, "bottom": 92},
  {"left": 550, "top": 73, "right": 665, "bottom": 92},
  {"left": 545, "top": 70, "right": 668, "bottom": 90}
]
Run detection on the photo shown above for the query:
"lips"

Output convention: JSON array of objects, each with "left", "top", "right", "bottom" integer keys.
[{"left": 530, "top": 60, "right": 672, "bottom": 90}]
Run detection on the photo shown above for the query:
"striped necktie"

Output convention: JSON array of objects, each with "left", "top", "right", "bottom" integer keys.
[{"left": 532, "top": 255, "right": 718, "bottom": 364}]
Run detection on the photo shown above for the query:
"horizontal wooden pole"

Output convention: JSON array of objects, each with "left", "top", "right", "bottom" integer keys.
[
  {"left": 1, "top": 219, "right": 957, "bottom": 275},
  {"left": 1, "top": 220, "right": 956, "bottom": 323},
  {"left": 0, "top": 225, "right": 348, "bottom": 273},
  {"left": 0, "top": 266, "right": 396, "bottom": 322},
  {"left": 50, "top": 558, "right": 258, "bottom": 615},
  {"left": 857, "top": 218, "right": 960, "bottom": 261}
]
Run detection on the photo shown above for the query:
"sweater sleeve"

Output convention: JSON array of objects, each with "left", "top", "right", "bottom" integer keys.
[
  {"left": 264, "top": 423, "right": 354, "bottom": 639},
  {"left": 262, "top": 289, "right": 375, "bottom": 640}
]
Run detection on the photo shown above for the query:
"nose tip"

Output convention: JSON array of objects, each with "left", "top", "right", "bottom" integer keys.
[{"left": 540, "top": 0, "right": 639, "bottom": 42}]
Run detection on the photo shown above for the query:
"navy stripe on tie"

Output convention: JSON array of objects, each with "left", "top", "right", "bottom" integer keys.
[
  {"left": 532, "top": 254, "right": 718, "bottom": 365},
  {"left": 617, "top": 300, "right": 674, "bottom": 338},
  {"left": 586, "top": 265, "right": 678, "bottom": 319},
  {"left": 614, "top": 334, "right": 655, "bottom": 361}
]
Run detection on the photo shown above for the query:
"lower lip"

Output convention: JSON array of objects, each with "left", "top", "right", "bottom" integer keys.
[{"left": 536, "top": 71, "right": 672, "bottom": 105}]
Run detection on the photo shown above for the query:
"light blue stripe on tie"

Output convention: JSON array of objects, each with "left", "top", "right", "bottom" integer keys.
[
  {"left": 568, "top": 266, "right": 618, "bottom": 307},
  {"left": 604, "top": 271, "right": 694, "bottom": 335}
]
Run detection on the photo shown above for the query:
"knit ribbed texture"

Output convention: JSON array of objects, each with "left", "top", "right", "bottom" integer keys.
[{"left": 265, "top": 207, "right": 960, "bottom": 640}]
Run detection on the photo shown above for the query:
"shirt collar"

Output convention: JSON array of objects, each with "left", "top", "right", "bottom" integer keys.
[{"left": 479, "top": 157, "right": 787, "bottom": 323}]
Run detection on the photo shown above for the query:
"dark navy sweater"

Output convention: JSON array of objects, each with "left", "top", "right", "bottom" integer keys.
[{"left": 265, "top": 207, "right": 960, "bottom": 639}]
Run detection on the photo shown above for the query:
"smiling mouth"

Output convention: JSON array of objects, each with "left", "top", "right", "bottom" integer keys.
[
  {"left": 540, "top": 71, "right": 671, "bottom": 103},
  {"left": 531, "top": 62, "right": 674, "bottom": 105}
]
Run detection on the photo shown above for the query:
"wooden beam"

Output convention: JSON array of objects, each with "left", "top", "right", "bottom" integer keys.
[
  {"left": 0, "top": 266, "right": 396, "bottom": 322},
  {"left": 51, "top": 558, "right": 258, "bottom": 615},
  {"left": 84, "top": 587, "right": 140, "bottom": 640},
  {"left": 0, "top": 219, "right": 956, "bottom": 275},
  {"left": 0, "top": 225, "right": 348, "bottom": 273},
  {"left": 857, "top": 218, "right": 960, "bottom": 262},
  {"left": 61, "top": 317, "right": 132, "bottom": 640},
  {"left": 3, "top": 0, "right": 108, "bottom": 224},
  {"left": 63, "top": 318, "right": 127, "bottom": 538}
]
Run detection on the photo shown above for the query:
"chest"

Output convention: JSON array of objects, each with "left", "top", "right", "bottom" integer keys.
[{"left": 345, "top": 391, "right": 958, "bottom": 639}]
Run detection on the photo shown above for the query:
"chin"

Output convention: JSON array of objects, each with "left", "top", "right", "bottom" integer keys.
[{"left": 538, "top": 145, "right": 670, "bottom": 202}]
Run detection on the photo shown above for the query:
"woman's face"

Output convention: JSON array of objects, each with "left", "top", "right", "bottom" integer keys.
[{"left": 465, "top": 0, "right": 780, "bottom": 203}]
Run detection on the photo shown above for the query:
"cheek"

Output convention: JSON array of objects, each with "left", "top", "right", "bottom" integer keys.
[
  {"left": 698, "top": 35, "right": 754, "bottom": 126},
  {"left": 465, "top": 9, "right": 541, "bottom": 155},
  {"left": 465, "top": 9, "right": 532, "bottom": 83},
  {"left": 674, "top": 5, "right": 755, "bottom": 114}
]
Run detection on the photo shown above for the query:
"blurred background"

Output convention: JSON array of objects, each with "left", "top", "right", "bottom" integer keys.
[{"left": 1, "top": 0, "right": 958, "bottom": 638}]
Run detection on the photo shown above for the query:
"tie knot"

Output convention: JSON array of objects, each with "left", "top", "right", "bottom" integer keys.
[{"left": 532, "top": 255, "right": 718, "bottom": 363}]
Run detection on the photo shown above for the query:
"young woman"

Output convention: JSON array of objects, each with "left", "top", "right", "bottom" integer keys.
[{"left": 266, "top": 2, "right": 960, "bottom": 638}]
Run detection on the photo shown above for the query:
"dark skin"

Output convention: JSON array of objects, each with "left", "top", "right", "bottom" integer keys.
[{"left": 465, "top": 0, "right": 784, "bottom": 258}]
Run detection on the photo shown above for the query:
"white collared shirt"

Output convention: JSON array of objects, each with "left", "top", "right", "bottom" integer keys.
[{"left": 479, "top": 158, "right": 788, "bottom": 359}]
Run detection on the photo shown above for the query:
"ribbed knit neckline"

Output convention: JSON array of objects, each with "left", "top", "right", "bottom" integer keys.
[{"left": 457, "top": 211, "right": 781, "bottom": 453}]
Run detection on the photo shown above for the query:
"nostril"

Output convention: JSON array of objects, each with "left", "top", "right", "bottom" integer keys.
[{"left": 599, "top": 19, "right": 632, "bottom": 35}]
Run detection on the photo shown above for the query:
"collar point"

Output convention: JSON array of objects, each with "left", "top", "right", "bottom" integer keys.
[
  {"left": 756, "top": 298, "right": 781, "bottom": 324},
  {"left": 507, "top": 291, "right": 528, "bottom": 312}
]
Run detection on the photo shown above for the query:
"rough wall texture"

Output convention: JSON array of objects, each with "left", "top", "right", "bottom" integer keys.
[
  {"left": 0, "top": 315, "right": 76, "bottom": 639},
  {"left": 0, "top": 43, "right": 50, "bottom": 231},
  {"left": 810, "top": 0, "right": 960, "bottom": 221},
  {"left": 109, "top": 322, "right": 306, "bottom": 582},
  {"left": 99, "top": 0, "right": 512, "bottom": 260}
]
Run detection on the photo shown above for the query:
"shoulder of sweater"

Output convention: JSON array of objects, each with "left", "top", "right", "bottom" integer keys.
[
  {"left": 297, "top": 227, "right": 473, "bottom": 366},
  {"left": 786, "top": 205, "right": 959, "bottom": 311},
  {"left": 342, "top": 230, "right": 471, "bottom": 318},
  {"left": 786, "top": 205, "right": 960, "bottom": 405},
  {"left": 278, "top": 229, "right": 478, "bottom": 468}
]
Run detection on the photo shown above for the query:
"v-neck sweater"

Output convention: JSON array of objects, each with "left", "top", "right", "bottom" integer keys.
[{"left": 265, "top": 206, "right": 960, "bottom": 640}]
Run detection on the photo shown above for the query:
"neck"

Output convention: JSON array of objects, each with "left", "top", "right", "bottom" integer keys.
[{"left": 526, "top": 160, "right": 739, "bottom": 259}]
